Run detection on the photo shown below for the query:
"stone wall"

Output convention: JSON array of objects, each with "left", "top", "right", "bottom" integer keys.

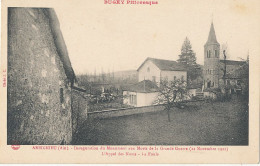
[
  {"left": 203, "top": 91, "right": 217, "bottom": 99},
  {"left": 88, "top": 105, "right": 165, "bottom": 119},
  {"left": 203, "top": 44, "right": 220, "bottom": 88},
  {"left": 7, "top": 8, "right": 73, "bottom": 145},
  {"left": 71, "top": 88, "right": 88, "bottom": 136}
]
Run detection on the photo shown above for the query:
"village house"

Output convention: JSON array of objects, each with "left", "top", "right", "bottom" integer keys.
[
  {"left": 124, "top": 22, "right": 249, "bottom": 106},
  {"left": 123, "top": 80, "right": 159, "bottom": 107},
  {"left": 203, "top": 22, "right": 248, "bottom": 96},
  {"left": 137, "top": 57, "right": 187, "bottom": 85},
  {"left": 123, "top": 57, "right": 188, "bottom": 107},
  {"left": 8, "top": 8, "right": 87, "bottom": 145}
]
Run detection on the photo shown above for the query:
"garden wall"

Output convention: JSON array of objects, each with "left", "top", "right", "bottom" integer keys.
[
  {"left": 88, "top": 105, "right": 165, "bottom": 119},
  {"left": 72, "top": 88, "right": 88, "bottom": 136}
]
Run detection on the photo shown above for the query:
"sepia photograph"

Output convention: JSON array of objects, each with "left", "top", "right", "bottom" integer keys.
[{"left": 1, "top": 0, "right": 259, "bottom": 164}]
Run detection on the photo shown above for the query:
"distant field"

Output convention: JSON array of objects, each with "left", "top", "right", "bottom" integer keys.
[{"left": 74, "top": 97, "right": 248, "bottom": 145}]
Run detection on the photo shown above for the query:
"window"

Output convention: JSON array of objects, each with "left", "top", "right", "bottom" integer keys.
[
  {"left": 147, "top": 67, "right": 150, "bottom": 72},
  {"left": 207, "top": 81, "right": 211, "bottom": 88},
  {"left": 207, "top": 50, "right": 211, "bottom": 58},
  {"left": 130, "top": 94, "right": 137, "bottom": 105},
  {"left": 227, "top": 80, "right": 230, "bottom": 85},
  {"left": 152, "top": 76, "right": 156, "bottom": 83},
  {"left": 237, "top": 80, "right": 241, "bottom": 86},
  {"left": 60, "top": 88, "right": 64, "bottom": 103},
  {"left": 210, "top": 69, "right": 214, "bottom": 75},
  {"left": 215, "top": 50, "right": 218, "bottom": 57}
]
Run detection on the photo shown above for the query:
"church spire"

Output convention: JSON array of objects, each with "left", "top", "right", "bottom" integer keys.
[{"left": 205, "top": 22, "right": 219, "bottom": 45}]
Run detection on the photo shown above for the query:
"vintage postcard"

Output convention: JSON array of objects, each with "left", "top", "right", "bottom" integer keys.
[{"left": 0, "top": 0, "right": 259, "bottom": 164}]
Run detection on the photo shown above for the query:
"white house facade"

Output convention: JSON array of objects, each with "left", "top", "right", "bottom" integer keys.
[
  {"left": 137, "top": 60, "right": 161, "bottom": 85},
  {"left": 123, "top": 91, "right": 159, "bottom": 107},
  {"left": 137, "top": 57, "right": 187, "bottom": 86},
  {"left": 161, "top": 70, "right": 187, "bottom": 83},
  {"left": 123, "top": 57, "right": 188, "bottom": 107},
  {"left": 123, "top": 80, "right": 159, "bottom": 107}
]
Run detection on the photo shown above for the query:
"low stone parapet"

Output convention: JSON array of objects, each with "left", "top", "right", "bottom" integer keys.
[{"left": 88, "top": 105, "right": 165, "bottom": 119}]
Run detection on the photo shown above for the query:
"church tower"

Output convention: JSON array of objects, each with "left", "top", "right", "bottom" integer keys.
[{"left": 203, "top": 22, "right": 220, "bottom": 89}]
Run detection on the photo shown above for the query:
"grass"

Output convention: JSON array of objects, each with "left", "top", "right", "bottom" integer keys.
[{"left": 74, "top": 97, "right": 248, "bottom": 145}]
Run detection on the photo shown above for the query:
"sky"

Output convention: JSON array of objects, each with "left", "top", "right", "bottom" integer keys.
[{"left": 54, "top": 0, "right": 260, "bottom": 75}]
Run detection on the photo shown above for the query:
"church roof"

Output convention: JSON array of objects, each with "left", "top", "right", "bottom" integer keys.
[
  {"left": 219, "top": 60, "right": 246, "bottom": 66},
  {"left": 205, "top": 22, "right": 219, "bottom": 46},
  {"left": 137, "top": 57, "right": 187, "bottom": 71},
  {"left": 123, "top": 80, "right": 159, "bottom": 93}
]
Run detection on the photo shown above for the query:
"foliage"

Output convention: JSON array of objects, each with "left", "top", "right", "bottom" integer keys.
[
  {"left": 77, "top": 74, "right": 91, "bottom": 90},
  {"left": 219, "top": 53, "right": 249, "bottom": 102},
  {"left": 154, "top": 79, "right": 190, "bottom": 121},
  {"left": 241, "top": 56, "right": 249, "bottom": 101},
  {"left": 204, "top": 87, "right": 232, "bottom": 102},
  {"left": 191, "top": 95, "right": 202, "bottom": 101},
  {"left": 177, "top": 37, "right": 202, "bottom": 80},
  {"left": 178, "top": 37, "right": 196, "bottom": 65}
]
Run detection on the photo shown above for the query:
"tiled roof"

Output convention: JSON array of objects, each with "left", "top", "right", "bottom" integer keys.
[
  {"left": 137, "top": 57, "right": 187, "bottom": 71},
  {"left": 123, "top": 80, "right": 159, "bottom": 93},
  {"left": 220, "top": 60, "right": 246, "bottom": 66}
]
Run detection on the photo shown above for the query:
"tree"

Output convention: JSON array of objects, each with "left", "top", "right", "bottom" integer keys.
[
  {"left": 154, "top": 79, "right": 190, "bottom": 122},
  {"left": 77, "top": 74, "right": 91, "bottom": 92},
  {"left": 236, "top": 54, "right": 249, "bottom": 101},
  {"left": 220, "top": 50, "right": 230, "bottom": 101},
  {"left": 219, "top": 50, "right": 249, "bottom": 102},
  {"left": 177, "top": 37, "right": 201, "bottom": 81},
  {"left": 220, "top": 43, "right": 230, "bottom": 60},
  {"left": 243, "top": 55, "right": 249, "bottom": 101}
]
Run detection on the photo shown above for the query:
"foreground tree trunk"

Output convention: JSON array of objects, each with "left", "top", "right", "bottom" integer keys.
[{"left": 167, "top": 109, "right": 171, "bottom": 122}]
